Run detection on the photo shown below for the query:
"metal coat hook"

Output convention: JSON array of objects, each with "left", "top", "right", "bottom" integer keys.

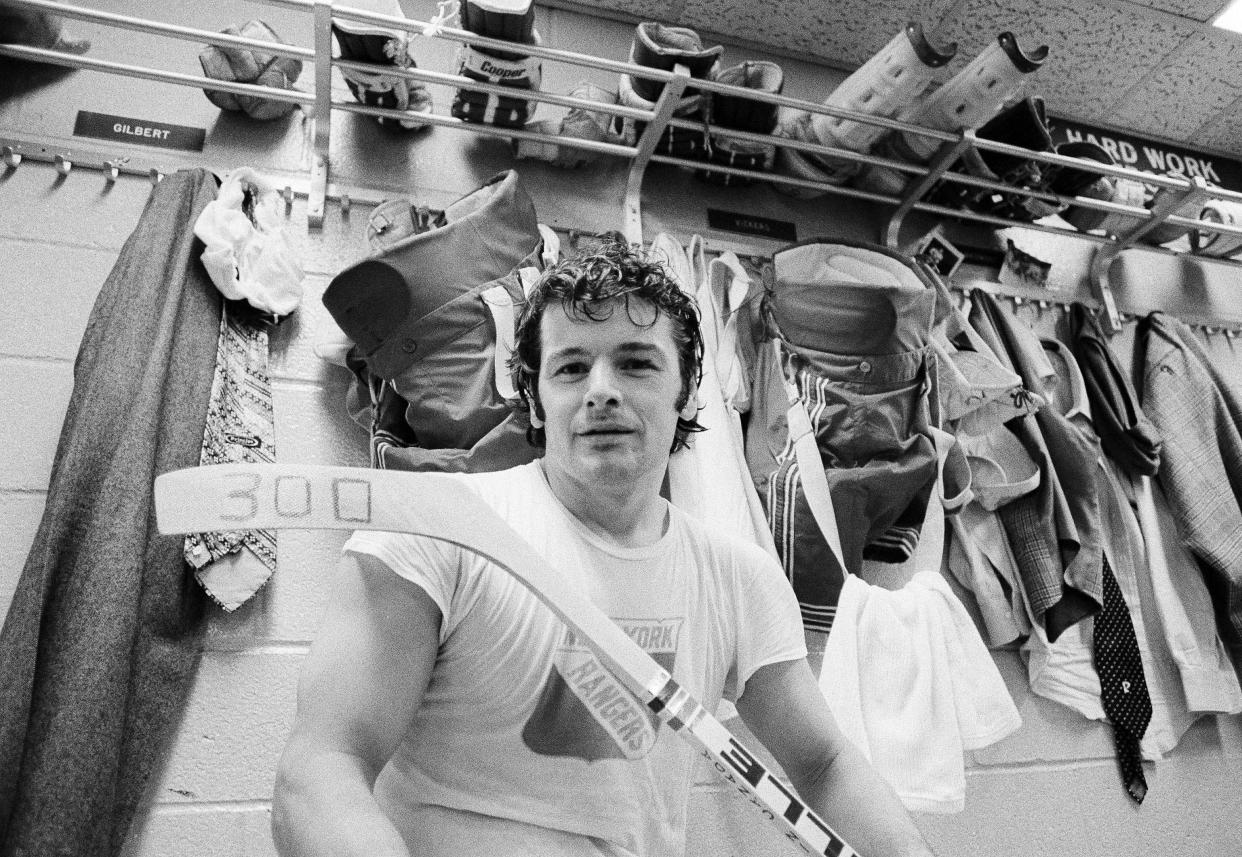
[
  {"left": 104, "top": 158, "right": 127, "bottom": 184},
  {"left": 339, "top": 193, "right": 351, "bottom": 215},
  {"left": 283, "top": 185, "right": 294, "bottom": 213},
  {"left": 54, "top": 154, "right": 72, "bottom": 177},
  {"left": 2, "top": 145, "right": 20, "bottom": 169},
  {"left": 149, "top": 168, "right": 163, "bottom": 186}
]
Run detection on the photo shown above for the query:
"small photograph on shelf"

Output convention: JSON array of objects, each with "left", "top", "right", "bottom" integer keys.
[
  {"left": 998, "top": 238, "right": 1052, "bottom": 290},
  {"left": 912, "top": 226, "right": 965, "bottom": 280}
]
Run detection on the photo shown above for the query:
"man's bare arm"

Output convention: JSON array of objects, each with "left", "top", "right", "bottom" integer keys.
[
  {"left": 736, "top": 657, "right": 937, "bottom": 857},
  {"left": 272, "top": 552, "right": 441, "bottom": 857}
]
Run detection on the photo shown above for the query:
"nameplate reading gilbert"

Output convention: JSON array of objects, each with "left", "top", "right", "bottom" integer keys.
[
  {"left": 219, "top": 471, "right": 373, "bottom": 526},
  {"left": 73, "top": 111, "right": 206, "bottom": 152}
]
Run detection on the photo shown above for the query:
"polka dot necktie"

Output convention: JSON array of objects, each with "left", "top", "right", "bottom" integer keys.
[{"left": 1093, "top": 555, "right": 1153, "bottom": 803}]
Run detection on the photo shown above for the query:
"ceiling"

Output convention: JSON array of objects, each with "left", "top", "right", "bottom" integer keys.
[{"left": 546, "top": 0, "right": 1242, "bottom": 162}]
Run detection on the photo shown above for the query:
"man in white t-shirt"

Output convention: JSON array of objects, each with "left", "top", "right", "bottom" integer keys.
[{"left": 271, "top": 241, "right": 937, "bottom": 857}]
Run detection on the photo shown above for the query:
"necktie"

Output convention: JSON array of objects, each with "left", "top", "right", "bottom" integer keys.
[
  {"left": 182, "top": 303, "right": 278, "bottom": 608},
  {"left": 1093, "top": 555, "right": 1153, "bottom": 803}
]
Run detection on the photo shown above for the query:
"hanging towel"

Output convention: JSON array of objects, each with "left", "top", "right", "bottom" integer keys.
[
  {"left": 193, "top": 167, "right": 304, "bottom": 317},
  {"left": 818, "top": 570, "right": 1021, "bottom": 814}
]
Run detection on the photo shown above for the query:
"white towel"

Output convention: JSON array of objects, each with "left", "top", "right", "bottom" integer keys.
[
  {"left": 193, "top": 167, "right": 304, "bottom": 317},
  {"left": 819, "top": 570, "right": 1021, "bottom": 813}
]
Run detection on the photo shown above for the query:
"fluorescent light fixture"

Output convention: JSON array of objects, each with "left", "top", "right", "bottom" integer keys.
[{"left": 1214, "top": 0, "right": 1242, "bottom": 34}]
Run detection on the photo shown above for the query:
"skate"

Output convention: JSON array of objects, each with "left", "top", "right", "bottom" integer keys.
[
  {"left": 697, "top": 60, "right": 785, "bottom": 185},
  {"left": 614, "top": 22, "right": 724, "bottom": 161}
]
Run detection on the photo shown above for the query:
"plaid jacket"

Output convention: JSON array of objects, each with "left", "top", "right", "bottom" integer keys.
[{"left": 1140, "top": 313, "right": 1242, "bottom": 658}]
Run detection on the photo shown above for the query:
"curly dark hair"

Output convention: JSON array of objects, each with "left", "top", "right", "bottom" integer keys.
[{"left": 510, "top": 239, "right": 705, "bottom": 453}]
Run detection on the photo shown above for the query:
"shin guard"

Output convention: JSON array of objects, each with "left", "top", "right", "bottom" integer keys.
[{"left": 861, "top": 32, "right": 1047, "bottom": 195}]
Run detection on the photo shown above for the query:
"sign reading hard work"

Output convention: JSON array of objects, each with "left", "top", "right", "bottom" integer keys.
[
  {"left": 73, "top": 110, "right": 206, "bottom": 152},
  {"left": 707, "top": 209, "right": 797, "bottom": 243},
  {"left": 1048, "top": 116, "right": 1242, "bottom": 193}
]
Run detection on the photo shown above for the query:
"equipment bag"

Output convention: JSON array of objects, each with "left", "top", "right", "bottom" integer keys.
[{"left": 745, "top": 240, "right": 940, "bottom": 632}]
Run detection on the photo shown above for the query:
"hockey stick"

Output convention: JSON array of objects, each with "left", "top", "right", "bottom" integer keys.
[{"left": 153, "top": 463, "right": 859, "bottom": 857}]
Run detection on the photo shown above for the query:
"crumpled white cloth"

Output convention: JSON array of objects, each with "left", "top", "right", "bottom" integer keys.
[
  {"left": 819, "top": 570, "right": 1022, "bottom": 813},
  {"left": 194, "top": 167, "right": 304, "bottom": 316}
]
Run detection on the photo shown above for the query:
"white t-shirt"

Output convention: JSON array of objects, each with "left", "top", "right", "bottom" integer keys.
[{"left": 343, "top": 461, "right": 806, "bottom": 857}]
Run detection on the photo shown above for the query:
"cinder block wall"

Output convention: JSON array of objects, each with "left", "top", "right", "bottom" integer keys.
[{"left": 2, "top": 3, "right": 1242, "bottom": 857}]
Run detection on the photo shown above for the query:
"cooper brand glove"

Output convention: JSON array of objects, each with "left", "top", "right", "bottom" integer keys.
[{"left": 451, "top": 0, "right": 543, "bottom": 128}]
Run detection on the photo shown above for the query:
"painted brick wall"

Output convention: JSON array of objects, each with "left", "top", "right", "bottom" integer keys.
[{"left": 2, "top": 3, "right": 1241, "bottom": 857}]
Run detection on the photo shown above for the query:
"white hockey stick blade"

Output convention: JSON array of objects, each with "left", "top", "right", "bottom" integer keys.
[{"left": 154, "top": 463, "right": 860, "bottom": 857}]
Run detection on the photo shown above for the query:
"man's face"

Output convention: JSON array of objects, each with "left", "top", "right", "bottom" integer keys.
[{"left": 536, "top": 296, "right": 687, "bottom": 490}]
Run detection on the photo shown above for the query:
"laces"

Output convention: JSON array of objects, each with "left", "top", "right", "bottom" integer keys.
[
  {"left": 418, "top": 0, "right": 460, "bottom": 38},
  {"left": 700, "top": 94, "right": 714, "bottom": 159}
]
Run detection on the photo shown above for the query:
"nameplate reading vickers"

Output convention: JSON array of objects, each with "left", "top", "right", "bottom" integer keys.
[
  {"left": 707, "top": 209, "right": 797, "bottom": 242},
  {"left": 73, "top": 111, "right": 206, "bottom": 152}
]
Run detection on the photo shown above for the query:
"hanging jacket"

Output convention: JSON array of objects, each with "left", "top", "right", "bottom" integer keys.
[
  {"left": 1139, "top": 312, "right": 1242, "bottom": 662},
  {"left": 968, "top": 291, "right": 1101, "bottom": 641},
  {"left": 1068, "top": 304, "right": 1161, "bottom": 477},
  {"left": 0, "top": 169, "right": 220, "bottom": 857}
]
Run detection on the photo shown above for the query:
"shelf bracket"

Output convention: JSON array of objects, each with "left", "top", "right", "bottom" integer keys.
[
  {"left": 307, "top": 0, "right": 335, "bottom": 230},
  {"left": 882, "top": 130, "right": 978, "bottom": 250},
  {"left": 1088, "top": 175, "right": 1210, "bottom": 334},
  {"left": 623, "top": 64, "right": 691, "bottom": 246}
]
